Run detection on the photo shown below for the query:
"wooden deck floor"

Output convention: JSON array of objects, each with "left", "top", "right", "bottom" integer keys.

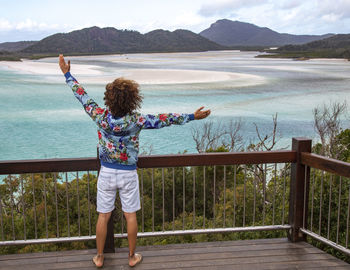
[{"left": 0, "top": 238, "right": 349, "bottom": 270}]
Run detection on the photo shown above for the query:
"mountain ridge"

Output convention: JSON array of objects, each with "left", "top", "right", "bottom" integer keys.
[
  {"left": 200, "top": 19, "right": 334, "bottom": 47},
  {"left": 0, "top": 41, "right": 38, "bottom": 52},
  {"left": 21, "top": 26, "right": 226, "bottom": 54},
  {"left": 259, "top": 34, "right": 350, "bottom": 59}
]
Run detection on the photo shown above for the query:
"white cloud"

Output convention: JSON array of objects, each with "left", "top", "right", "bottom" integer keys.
[
  {"left": 317, "top": 0, "right": 350, "bottom": 19},
  {"left": 0, "top": 19, "right": 13, "bottom": 30},
  {"left": 198, "top": 0, "right": 265, "bottom": 17},
  {"left": 321, "top": 13, "right": 342, "bottom": 23},
  {"left": 276, "top": 0, "right": 304, "bottom": 10},
  {"left": 0, "top": 18, "right": 63, "bottom": 32}
]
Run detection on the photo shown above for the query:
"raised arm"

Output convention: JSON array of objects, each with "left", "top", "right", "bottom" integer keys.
[
  {"left": 59, "top": 54, "right": 108, "bottom": 128},
  {"left": 138, "top": 107, "right": 211, "bottom": 129}
]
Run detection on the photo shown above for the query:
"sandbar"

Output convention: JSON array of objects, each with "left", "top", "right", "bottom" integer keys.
[
  {"left": 0, "top": 59, "right": 102, "bottom": 75},
  {"left": 0, "top": 58, "right": 266, "bottom": 86}
]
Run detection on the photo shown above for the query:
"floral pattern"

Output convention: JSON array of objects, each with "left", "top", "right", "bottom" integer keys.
[{"left": 65, "top": 72, "right": 194, "bottom": 168}]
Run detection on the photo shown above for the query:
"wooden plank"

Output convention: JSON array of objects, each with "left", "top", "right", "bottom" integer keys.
[
  {"left": 0, "top": 241, "right": 346, "bottom": 269},
  {"left": 137, "top": 151, "right": 297, "bottom": 168},
  {"left": 41, "top": 253, "right": 347, "bottom": 270},
  {"left": 0, "top": 239, "right": 348, "bottom": 270},
  {"left": 304, "top": 267, "right": 350, "bottom": 270},
  {"left": 0, "top": 245, "right": 323, "bottom": 266},
  {"left": 123, "top": 255, "right": 348, "bottom": 270},
  {"left": 289, "top": 138, "right": 312, "bottom": 242},
  {"left": 0, "top": 151, "right": 296, "bottom": 175},
  {"left": 0, "top": 238, "right": 293, "bottom": 260},
  {"left": 172, "top": 261, "right": 350, "bottom": 270},
  {"left": 303, "top": 267, "right": 350, "bottom": 270},
  {"left": 0, "top": 158, "right": 99, "bottom": 174},
  {"left": 301, "top": 152, "right": 350, "bottom": 178}
]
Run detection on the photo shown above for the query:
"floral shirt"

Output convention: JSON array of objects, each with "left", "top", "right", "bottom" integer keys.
[{"left": 64, "top": 72, "right": 194, "bottom": 170}]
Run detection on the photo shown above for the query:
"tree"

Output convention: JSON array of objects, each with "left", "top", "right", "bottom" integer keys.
[
  {"left": 313, "top": 101, "right": 348, "bottom": 159},
  {"left": 191, "top": 119, "right": 243, "bottom": 153}
]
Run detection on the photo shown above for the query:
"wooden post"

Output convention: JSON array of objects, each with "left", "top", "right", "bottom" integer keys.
[
  {"left": 104, "top": 209, "right": 116, "bottom": 253},
  {"left": 288, "top": 138, "right": 312, "bottom": 242},
  {"left": 97, "top": 147, "right": 115, "bottom": 253}
]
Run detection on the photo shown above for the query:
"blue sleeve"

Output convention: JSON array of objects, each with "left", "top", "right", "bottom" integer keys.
[
  {"left": 64, "top": 72, "right": 109, "bottom": 130},
  {"left": 136, "top": 113, "right": 194, "bottom": 129}
]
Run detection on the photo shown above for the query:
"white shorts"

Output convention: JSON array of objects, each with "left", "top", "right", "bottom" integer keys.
[{"left": 97, "top": 165, "right": 141, "bottom": 213}]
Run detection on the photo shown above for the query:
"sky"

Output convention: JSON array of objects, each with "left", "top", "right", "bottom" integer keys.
[{"left": 0, "top": 0, "right": 350, "bottom": 42}]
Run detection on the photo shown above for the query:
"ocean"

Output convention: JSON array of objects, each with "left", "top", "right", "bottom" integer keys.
[{"left": 0, "top": 51, "right": 349, "bottom": 161}]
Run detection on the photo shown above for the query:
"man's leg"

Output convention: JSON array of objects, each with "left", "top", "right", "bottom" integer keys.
[
  {"left": 94, "top": 212, "right": 112, "bottom": 267},
  {"left": 124, "top": 212, "right": 141, "bottom": 266}
]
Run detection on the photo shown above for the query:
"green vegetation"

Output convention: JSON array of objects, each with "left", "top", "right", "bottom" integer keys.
[
  {"left": 0, "top": 27, "right": 228, "bottom": 61},
  {"left": 258, "top": 34, "right": 350, "bottom": 59},
  {"left": 257, "top": 49, "right": 350, "bottom": 59},
  {"left": 0, "top": 41, "right": 37, "bottom": 52},
  {"left": 21, "top": 27, "right": 226, "bottom": 55},
  {"left": 0, "top": 104, "right": 349, "bottom": 264},
  {"left": 0, "top": 51, "right": 22, "bottom": 61},
  {"left": 0, "top": 163, "right": 291, "bottom": 254}
]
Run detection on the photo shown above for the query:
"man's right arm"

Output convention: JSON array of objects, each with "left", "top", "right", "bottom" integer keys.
[{"left": 64, "top": 72, "right": 107, "bottom": 127}]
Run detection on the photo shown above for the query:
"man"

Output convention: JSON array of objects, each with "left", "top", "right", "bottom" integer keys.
[{"left": 59, "top": 54, "right": 210, "bottom": 268}]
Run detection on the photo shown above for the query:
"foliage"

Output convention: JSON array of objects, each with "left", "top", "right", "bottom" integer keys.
[
  {"left": 0, "top": 41, "right": 37, "bottom": 52},
  {"left": 0, "top": 103, "right": 349, "bottom": 265},
  {"left": 21, "top": 27, "right": 226, "bottom": 55},
  {"left": 0, "top": 163, "right": 291, "bottom": 254},
  {"left": 258, "top": 34, "right": 350, "bottom": 59},
  {"left": 312, "top": 101, "right": 348, "bottom": 159}
]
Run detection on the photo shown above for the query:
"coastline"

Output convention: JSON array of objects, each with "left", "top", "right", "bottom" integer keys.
[{"left": 0, "top": 56, "right": 266, "bottom": 85}]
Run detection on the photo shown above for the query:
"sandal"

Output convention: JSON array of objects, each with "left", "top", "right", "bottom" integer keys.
[
  {"left": 93, "top": 254, "right": 104, "bottom": 268},
  {"left": 129, "top": 253, "right": 143, "bottom": 268}
]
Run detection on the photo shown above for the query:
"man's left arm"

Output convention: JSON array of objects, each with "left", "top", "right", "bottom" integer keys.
[{"left": 59, "top": 54, "right": 107, "bottom": 125}]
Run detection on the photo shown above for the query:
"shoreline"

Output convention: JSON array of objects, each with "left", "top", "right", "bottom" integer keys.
[{"left": 0, "top": 56, "right": 266, "bottom": 86}]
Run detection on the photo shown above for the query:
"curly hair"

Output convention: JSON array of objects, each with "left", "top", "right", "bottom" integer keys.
[{"left": 104, "top": 78, "right": 143, "bottom": 117}]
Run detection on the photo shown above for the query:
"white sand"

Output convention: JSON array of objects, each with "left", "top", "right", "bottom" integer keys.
[
  {"left": 80, "top": 69, "right": 266, "bottom": 85},
  {"left": 0, "top": 58, "right": 266, "bottom": 86},
  {"left": 0, "top": 59, "right": 102, "bottom": 75}
]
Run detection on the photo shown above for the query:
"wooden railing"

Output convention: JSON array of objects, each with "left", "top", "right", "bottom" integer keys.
[{"left": 0, "top": 137, "right": 349, "bottom": 257}]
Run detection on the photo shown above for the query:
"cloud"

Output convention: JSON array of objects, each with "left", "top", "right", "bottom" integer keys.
[
  {"left": 0, "top": 18, "right": 62, "bottom": 32},
  {"left": 318, "top": 0, "right": 350, "bottom": 19},
  {"left": 0, "top": 19, "right": 12, "bottom": 30},
  {"left": 198, "top": 0, "right": 265, "bottom": 17},
  {"left": 15, "top": 19, "right": 61, "bottom": 31},
  {"left": 276, "top": 0, "right": 304, "bottom": 10},
  {"left": 321, "top": 13, "right": 342, "bottom": 23}
]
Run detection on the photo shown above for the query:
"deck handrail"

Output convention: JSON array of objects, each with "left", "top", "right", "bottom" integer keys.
[
  {"left": 0, "top": 150, "right": 296, "bottom": 174},
  {"left": 298, "top": 147, "right": 350, "bottom": 257},
  {"left": 0, "top": 137, "right": 349, "bottom": 259},
  {"left": 301, "top": 152, "right": 350, "bottom": 178}
]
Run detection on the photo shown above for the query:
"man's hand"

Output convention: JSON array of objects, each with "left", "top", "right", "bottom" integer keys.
[
  {"left": 194, "top": 107, "right": 211, "bottom": 120},
  {"left": 59, "top": 54, "right": 70, "bottom": 74}
]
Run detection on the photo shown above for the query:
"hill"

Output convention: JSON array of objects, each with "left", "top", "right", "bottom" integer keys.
[
  {"left": 261, "top": 34, "right": 350, "bottom": 59},
  {"left": 0, "top": 41, "right": 37, "bottom": 52},
  {"left": 200, "top": 19, "right": 333, "bottom": 47},
  {"left": 144, "top": 29, "right": 225, "bottom": 52},
  {"left": 276, "top": 34, "right": 350, "bottom": 51},
  {"left": 21, "top": 26, "right": 226, "bottom": 55}
]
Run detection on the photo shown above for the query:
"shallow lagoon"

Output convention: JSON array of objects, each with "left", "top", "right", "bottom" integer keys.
[{"left": 0, "top": 51, "right": 349, "bottom": 160}]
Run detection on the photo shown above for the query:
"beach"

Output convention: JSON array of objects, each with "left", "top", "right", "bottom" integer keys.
[{"left": 0, "top": 57, "right": 266, "bottom": 86}]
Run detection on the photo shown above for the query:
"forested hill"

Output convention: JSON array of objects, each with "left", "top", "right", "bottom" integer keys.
[
  {"left": 21, "top": 26, "right": 227, "bottom": 54},
  {"left": 276, "top": 34, "right": 350, "bottom": 51},
  {"left": 200, "top": 19, "right": 333, "bottom": 47},
  {"left": 0, "top": 41, "right": 37, "bottom": 52},
  {"left": 262, "top": 34, "right": 350, "bottom": 59}
]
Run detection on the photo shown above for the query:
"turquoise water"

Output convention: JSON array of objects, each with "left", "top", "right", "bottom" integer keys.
[{"left": 0, "top": 51, "right": 349, "bottom": 160}]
